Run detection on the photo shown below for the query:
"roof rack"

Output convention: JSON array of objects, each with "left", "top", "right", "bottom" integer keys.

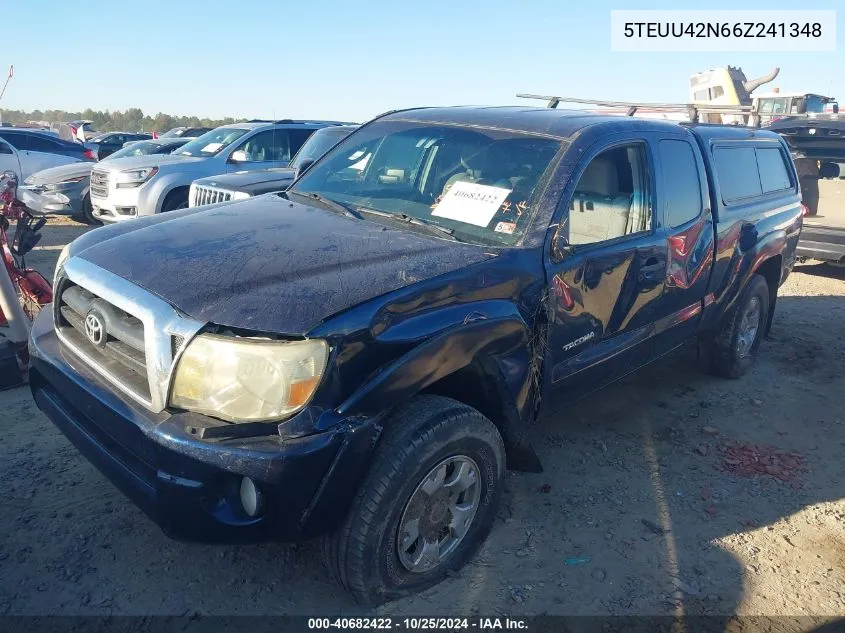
[
  {"left": 516, "top": 93, "right": 755, "bottom": 121},
  {"left": 517, "top": 94, "right": 845, "bottom": 126}
]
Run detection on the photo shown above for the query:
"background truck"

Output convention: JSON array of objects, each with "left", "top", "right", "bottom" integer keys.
[
  {"left": 769, "top": 116, "right": 845, "bottom": 264},
  {"left": 30, "top": 107, "right": 801, "bottom": 605}
]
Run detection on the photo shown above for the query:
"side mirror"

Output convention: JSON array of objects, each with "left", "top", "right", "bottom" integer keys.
[
  {"left": 229, "top": 150, "right": 249, "bottom": 163},
  {"left": 820, "top": 162, "right": 841, "bottom": 179},
  {"left": 295, "top": 158, "right": 315, "bottom": 179}
]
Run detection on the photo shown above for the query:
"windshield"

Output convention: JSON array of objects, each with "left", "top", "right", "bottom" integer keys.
[
  {"left": 159, "top": 127, "right": 184, "bottom": 138},
  {"left": 291, "top": 128, "right": 354, "bottom": 169},
  {"left": 803, "top": 95, "right": 829, "bottom": 113},
  {"left": 177, "top": 128, "right": 249, "bottom": 157},
  {"left": 290, "top": 120, "right": 562, "bottom": 246}
]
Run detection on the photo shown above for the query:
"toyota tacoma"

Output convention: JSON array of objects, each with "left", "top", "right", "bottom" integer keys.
[{"left": 30, "top": 106, "right": 801, "bottom": 604}]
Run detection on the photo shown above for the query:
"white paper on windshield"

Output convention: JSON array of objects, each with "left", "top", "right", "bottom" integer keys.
[
  {"left": 201, "top": 142, "right": 223, "bottom": 153},
  {"left": 431, "top": 181, "right": 511, "bottom": 227}
]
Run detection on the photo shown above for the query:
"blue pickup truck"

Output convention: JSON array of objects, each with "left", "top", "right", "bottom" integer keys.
[{"left": 29, "top": 106, "right": 801, "bottom": 604}]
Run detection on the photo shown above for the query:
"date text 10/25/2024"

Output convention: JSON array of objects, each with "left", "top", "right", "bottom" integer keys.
[{"left": 307, "top": 617, "right": 528, "bottom": 630}]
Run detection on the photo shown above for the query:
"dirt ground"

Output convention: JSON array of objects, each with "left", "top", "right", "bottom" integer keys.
[{"left": 1, "top": 217, "right": 844, "bottom": 623}]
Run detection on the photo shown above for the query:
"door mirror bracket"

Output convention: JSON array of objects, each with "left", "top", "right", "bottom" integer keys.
[{"left": 552, "top": 225, "right": 574, "bottom": 262}]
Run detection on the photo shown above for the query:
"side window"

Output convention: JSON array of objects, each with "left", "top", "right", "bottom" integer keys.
[
  {"left": 758, "top": 100, "right": 774, "bottom": 114},
  {"left": 25, "top": 134, "right": 63, "bottom": 152},
  {"left": 288, "top": 129, "right": 315, "bottom": 156},
  {"left": 694, "top": 89, "right": 710, "bottom": 101},
  {"left": 235, "top": 129, "right": 291, "bottom": 162},
  {"left": 659, "top": 140, "right": 703, "bottom": 227},
  {"left": 567, "top": 144, "right": 652, "bottom": 246},
  {"left": 0, "top": 140, "right": 12, "bottom": 154},
  {"left": 0, "top": 133, "right": 28, "bottom": 150},
  {"left": 712, "top": 86, "right": 725, "bottom": 98},
  {"left": 756, "top": 147, "right": 792, "bottom": 193},
  {"left": 713, "top": 147, "right": 762, "bottom": 203}
]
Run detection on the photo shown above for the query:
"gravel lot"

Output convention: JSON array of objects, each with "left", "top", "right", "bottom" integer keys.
[{"left": 1, "top": 217, "right": 844, "bottom": 624}]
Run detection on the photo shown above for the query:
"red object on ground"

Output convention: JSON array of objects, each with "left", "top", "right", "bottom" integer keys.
[{"left": 717, "top": 441, "right": 806, "bottom": 485}]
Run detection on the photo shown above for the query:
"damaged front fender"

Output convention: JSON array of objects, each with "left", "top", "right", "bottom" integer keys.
[{"left": 336, "top": 315, "right": 544, "bottom": 472}]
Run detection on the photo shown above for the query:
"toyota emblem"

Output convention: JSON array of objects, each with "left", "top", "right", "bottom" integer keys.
[{"left": 84, "top": 312, "right": 105, "bottom": 347}]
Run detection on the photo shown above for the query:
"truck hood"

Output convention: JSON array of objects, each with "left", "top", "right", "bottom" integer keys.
[
  {"left": 25, "top": 162, "right": 93, "bottom": 185},
  {"left": 96, "top": 154, "right": 204, "bottom": 171},
  {"left": 196, "top": 168, "right": 295, "bottom": 189},
  {"left": 74, "top": 196, "right": 496, "bottom": 334}
]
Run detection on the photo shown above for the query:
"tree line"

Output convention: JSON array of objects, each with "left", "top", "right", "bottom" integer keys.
[{"left": 0, "top": 107, "right": 244, "bottom": 133}]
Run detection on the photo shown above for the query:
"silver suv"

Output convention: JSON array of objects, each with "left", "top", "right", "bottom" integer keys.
[{"left": 88, "top": 120, "right": 348, "bottom": 223}]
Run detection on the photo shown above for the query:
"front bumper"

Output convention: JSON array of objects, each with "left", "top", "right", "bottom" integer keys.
[
  {"left": 90, "top": 181, "right": 156, "bottom": 223},
  {"left": 28, "top": 309, "right": 380, "bottom": 543},
  {"left": 18, "top": 185, "right": 84, "bottom": 215}
]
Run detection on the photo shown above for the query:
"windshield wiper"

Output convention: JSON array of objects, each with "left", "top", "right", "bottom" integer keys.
[
  {"left": 288, "top": 190, "right": 364, "bottom": 220},
  {"left": 360, "top": 208, "right": 460, "bottom": 242}
]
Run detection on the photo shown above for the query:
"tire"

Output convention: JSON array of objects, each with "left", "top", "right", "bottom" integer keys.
[
  {"left": 161, "top": 188, "right": 189, "bottom": 212},
  {"left": 698, "top": 274, "right": 770, "bottom": 379},
  {"left": 323, "top": 395, "right": 505, "bottom": 605},
  {"left": 81, "top": 193, "right": 101, "bottom": 225}
]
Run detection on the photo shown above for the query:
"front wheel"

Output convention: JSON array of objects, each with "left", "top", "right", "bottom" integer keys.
[
  {"left": 323, "top": 395, "right": 505, "bottom": 605},
  {"left": 699, "top": 274, "right": 770, "bottom": 379},
  {"left": 81, "top": 193, "right": 101, "bottom": 225},
  {"left": 161, "top": 189, "right": 189, "bottom": 212}
]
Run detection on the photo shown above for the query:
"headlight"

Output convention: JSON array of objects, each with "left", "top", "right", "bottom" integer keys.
[
  {"left": 115, "top": 167, "right": 159, "bottom": 188},
  {"left": 232, "top": 191, "right": 251, "bottom": 200},
  {"left": 54, "top": 244, "right": 70, "bottom": 287},
  {"left": 170, "top": 334, "right": 328, "bottom": 422}
]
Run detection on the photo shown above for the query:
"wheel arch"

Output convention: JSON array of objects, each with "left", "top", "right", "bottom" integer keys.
[
  {"left": 752, "top": 253, "right": 782, "bottom": 335},
  {"left": 336, "top": 318, "right": 544, "bottom": 473}
]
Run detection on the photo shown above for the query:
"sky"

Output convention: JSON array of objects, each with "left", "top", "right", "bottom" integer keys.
[{"left": 3, "top": 0, "right": 843, "bottom": 122}]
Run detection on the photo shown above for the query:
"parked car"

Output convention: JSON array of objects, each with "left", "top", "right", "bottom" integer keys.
[
  {"left": 20, "top": 138, "right": 190, "bottom": 224},
  {"left": 0, "top": 128, "right": 94, "bottom": 182},
  {"left": 30, "top": 107, "right": 801, "bottom": 605},
  {"left": 87, "top": 132, "right": 153, "bottom": 160},
  {"left": 190, "top": 125, "right": 358, "bottom": 206},
  {"left": 88, "top": 120, "right": 350, "bottom": 223},
  {"left": 158, "top": 126, "right": 213, "bottom": 139},
  {"left": 769, "top": 116, "right": 845, "bottom": 265}
]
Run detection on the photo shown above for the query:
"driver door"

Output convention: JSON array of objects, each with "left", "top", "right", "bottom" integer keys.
[{"left": 541, "top": 137, "right": 667, "bottom": 412}]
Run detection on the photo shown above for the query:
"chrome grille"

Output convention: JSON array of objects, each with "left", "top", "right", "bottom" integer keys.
[
  {"left": 57, "top": 281, "right": 150, "bottom": 398},
  {"left": 190, "top": 184, "right": 235, "bottom": 208},
  {"left": 90, "top": 170, "right": 109, "bottom": 198},
  {"left": 54, "top": 257, "right": 205, "bottom": 412}
]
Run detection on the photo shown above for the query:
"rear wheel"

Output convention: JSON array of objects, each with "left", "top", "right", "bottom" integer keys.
[
  {"left": 322, "top": 395, "right": 505, "bottom": 605},
  {"left": 161, "top": 188, "right": 189, "bottom": 212},
  {"left": 698, "top": 274, "right": 770, "bottom": 379}
]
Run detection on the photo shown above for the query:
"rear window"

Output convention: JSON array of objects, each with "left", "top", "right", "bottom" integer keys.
[
  {"left": 713, "top": 144, "right": 794, "bottom": 204},
  {"left": 714, "top": 147, "right": 762, "bottom": 202},
  {"left": 756, "top": 148, "right": 792, "bottom": 193}
]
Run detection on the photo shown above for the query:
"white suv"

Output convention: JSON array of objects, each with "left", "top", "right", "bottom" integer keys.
[{"left": 88, "top": 120, "right": 348, "bottom": 223}]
